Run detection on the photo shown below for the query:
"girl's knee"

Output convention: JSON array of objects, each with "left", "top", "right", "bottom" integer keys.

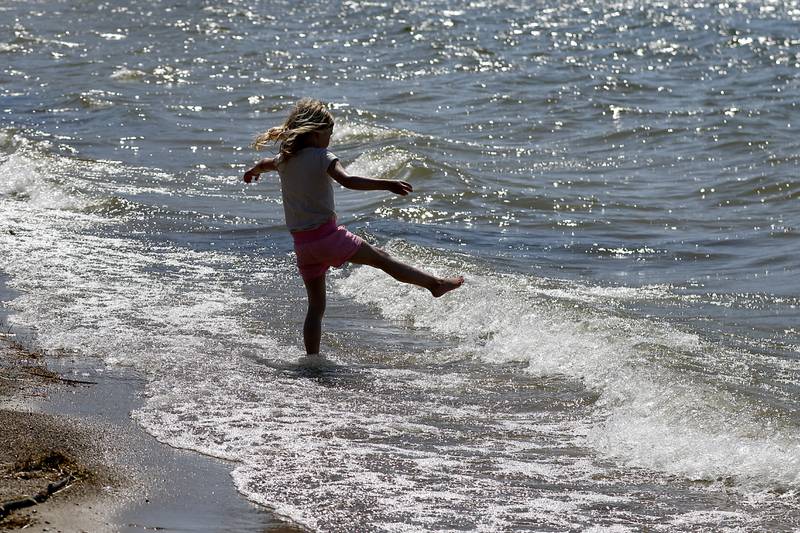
[
  {"left": 307, "top": 300, "right": 326, "bottom": 318},
  {"left": 349, "top": 242, "right": 391, "bottom": 268}
]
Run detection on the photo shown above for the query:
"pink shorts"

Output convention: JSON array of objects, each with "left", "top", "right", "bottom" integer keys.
[{"left": 291, "top": 219, "right": 364, "bottom": 282}]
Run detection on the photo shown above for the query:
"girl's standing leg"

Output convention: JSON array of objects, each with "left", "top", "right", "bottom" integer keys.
[
  {"left": 303, "top": 274, "right": 326, "bottom": 354},
  {"left": 348, "top": 242, "right": 464, "bottom": 297}
]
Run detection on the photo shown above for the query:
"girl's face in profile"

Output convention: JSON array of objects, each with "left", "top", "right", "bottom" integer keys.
[{"left": 310, "top": 125, "right": 333, "bottom": 148}]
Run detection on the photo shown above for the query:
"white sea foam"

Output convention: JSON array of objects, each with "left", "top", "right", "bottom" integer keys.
[
  {"left": 110, "top": 66, "right": 146, "bottom": 81},
  {"left": 0, "top": 43, "right": 22, "bottom": 53},
  {"left": 344, "top": 147, "right": 414, "bottom": 178},
  {"left": 333, "top": 242, "right": 800, "bottom": 492},
  {"left": 332, "top": 121, "right": 399, "bottom": 143},
  {"left": 667, "top": 510, "right": 757, "bottom": 530},
  {"left": 0, "top": 151, "right": 91, "bottom": 210}
]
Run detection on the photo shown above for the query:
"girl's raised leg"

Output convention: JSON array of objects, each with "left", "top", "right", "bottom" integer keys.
[
  {"left": 348, "top": 242, "right": 464, "bottom": 297},
  {"left": 303, "top": 274, "right": 326, "bottom": 354}
]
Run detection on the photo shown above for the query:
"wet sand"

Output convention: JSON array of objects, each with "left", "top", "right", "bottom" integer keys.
[{"left": 0, "top": 338, "right": 305, "bottom": 532}]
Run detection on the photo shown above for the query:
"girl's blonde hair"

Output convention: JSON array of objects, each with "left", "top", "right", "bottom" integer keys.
[{"left": 253, "top": 98, "right": 334, "bottom": 161}]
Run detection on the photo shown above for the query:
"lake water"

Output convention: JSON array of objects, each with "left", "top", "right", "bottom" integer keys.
[{"left": 1, "top": 0, "right": 799, "bottom": 530}]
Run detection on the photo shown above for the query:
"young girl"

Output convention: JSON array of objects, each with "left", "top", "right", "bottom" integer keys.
[{"left": 243, "top": 98, "right": 464, "bottom": 355}]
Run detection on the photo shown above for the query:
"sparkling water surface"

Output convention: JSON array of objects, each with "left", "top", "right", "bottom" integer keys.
[{"left": 2, "top": 0, "right": 799, "bottom": 530}]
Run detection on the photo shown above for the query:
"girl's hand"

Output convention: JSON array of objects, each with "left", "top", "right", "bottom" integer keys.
[
  {"left": 243, "top": 169, "right": 260, "bottom": 183},
  {"left": 243, "top": 157, "right": 276, "bottom": 183},
  {"left": 387, "top": 180, "right": 413, "bottom": 196}
]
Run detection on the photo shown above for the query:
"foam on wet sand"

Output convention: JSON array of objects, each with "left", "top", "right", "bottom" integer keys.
[{"left": 0, "top": 339, "right": 302, "bottom": 532}]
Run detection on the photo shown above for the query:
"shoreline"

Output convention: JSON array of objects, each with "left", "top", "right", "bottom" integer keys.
[{"left": 0, "top": 337, "right": 305, "bottom": 532}]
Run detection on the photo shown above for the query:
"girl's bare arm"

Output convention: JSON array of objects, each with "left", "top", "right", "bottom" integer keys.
[
  {"left": 243, "top": 157, "right": 277, "bottom": 183},
  {"left": 327, "top": 160, "right": 412, "bottom": 196}
]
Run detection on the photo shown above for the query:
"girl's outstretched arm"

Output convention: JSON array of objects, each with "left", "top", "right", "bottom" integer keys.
[
  {"left": 327, "top": 160, "right": 412, "bottom": 196},
  {"left": 243, "top": 157, "right": 277, "bottom": 183}
]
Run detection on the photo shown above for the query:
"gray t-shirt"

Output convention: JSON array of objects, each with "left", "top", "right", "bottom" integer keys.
[{"left": 276, "top": 147, "right": 339, "bottom": 231}]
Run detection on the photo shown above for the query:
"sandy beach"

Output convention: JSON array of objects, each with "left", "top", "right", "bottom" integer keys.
[{"left": 0, "top": 336, "right": 304, "bottom": 532}]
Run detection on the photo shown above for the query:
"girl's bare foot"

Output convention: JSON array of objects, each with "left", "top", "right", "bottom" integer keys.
[{"left": 429, "top": 276, "right": 465, "bottom": 298}]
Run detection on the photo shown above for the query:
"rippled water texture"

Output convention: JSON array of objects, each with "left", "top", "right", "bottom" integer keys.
[{"left": 2, "top": 0, "right": 799, "bottom": 531}]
